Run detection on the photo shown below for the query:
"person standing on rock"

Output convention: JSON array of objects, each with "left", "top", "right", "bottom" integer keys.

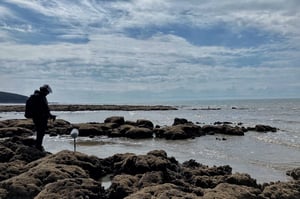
[{"left": 26, "top": 84, "right": 56, "bottom": 150}]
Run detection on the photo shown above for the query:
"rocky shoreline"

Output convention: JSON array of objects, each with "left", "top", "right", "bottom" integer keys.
[
  {"left": 0, "top": 116, "right": 299, "bottom": 198},
  {"left": 0, "top": 104, "right": 177, "bottom": 112}
]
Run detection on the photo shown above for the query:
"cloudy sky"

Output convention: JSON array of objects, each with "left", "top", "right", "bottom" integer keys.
[{"left": 0, "top": 0, "right": 299, "bottom": 104}]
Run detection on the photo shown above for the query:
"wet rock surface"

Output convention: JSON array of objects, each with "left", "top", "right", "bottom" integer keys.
[
  {"left": 0, "top": 137, "right": 299, "bottom": 199},
  {"left": 1, "top": 116, "right": 296, "bottom": 198}
]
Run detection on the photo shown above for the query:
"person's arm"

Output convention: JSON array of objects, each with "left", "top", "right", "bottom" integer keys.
[{"left": 42, "top": 96, "right": 56, "bottom": 120}]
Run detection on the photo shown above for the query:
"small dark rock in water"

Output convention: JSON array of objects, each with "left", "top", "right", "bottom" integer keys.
[
  {"left": 173, "top": 117, "right": 189, "bottom": 125},
  {"left": 136, "top": 119, "right": 154, "bottom": 129},
  {"left": 286, "top": 168, "right": 300, "bottom": 180},
  {"left": 248, "top": 124, "right": 277, "bottom": 132},
  {"left": 216, "top": 137, "right": 227, "bottom": 141},
  {"left": 214, "top": 121, "right": 233, "bottom": 125},
  {"left": 202, "top": 125, "right": 244, "bottom": 136}
]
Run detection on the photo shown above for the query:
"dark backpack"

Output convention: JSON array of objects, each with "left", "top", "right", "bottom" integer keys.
[{"left": 24, "top": 94, "right": 39, "bottom": 118}]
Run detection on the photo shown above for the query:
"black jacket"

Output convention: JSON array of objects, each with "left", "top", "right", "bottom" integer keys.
[{"left": 32, "top": 91, "right": 51, "bottom": 121}]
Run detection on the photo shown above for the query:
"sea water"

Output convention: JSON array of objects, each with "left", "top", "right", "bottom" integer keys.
[{"left": 1, "top": 98, "right": 299, "bottom": 183}]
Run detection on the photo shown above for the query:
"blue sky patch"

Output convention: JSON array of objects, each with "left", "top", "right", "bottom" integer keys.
[{"left": 124, "top": 23, "right": 283, "bottom": 48}]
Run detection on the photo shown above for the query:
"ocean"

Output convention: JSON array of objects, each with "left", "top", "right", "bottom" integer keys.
[{"left": 1, "top": 98, "right": 299, "bottom": 183}]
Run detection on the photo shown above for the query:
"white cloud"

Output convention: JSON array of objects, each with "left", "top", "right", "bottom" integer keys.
[{"left": 0, "top": 0, "right": 299, "bottom": 102}]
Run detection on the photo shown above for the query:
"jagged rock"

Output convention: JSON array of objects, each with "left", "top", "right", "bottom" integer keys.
[
  {"left": 0, "top": 137, "right": 299, "bottom": 199},
  {"left": 0, "top": 127, "right": 33, "bottom": 138},
  {"left": 0, "top": 163, "right": 90, "bottom": 199},
  {"left": 0, "top": 147, "right": 107, "bottom": 199},
  {"left": 202, "top": 183, "right": 261, "bottom": 199},
  {"left": 35, "top": 178, "right": 104, "bottom": 199},
  {"left": 260, "top": 180, "right": 300, "bottom": 199},
  {"left": 247, "top": 124, "right": 277, "bottom": 132},
  {"left": 225, "top": 173, "right": 259, "bottom": 188},
  {"left": 137, "top": 171, "right": 164, "bottom": 188},
  {"left": 0, "top": 188, "right": 7, "bottom": 199},
  {"left": 108, "top": 174, "right": 139, "bottom": 199},
  {"left": 124, "top": 183, "right": 201, "bottom": 199},
  {"left": 182, "top": 163, "right": 233, "bottom": 189},
  {"left": 173, "top": 117, "right": 189, "bottom": 125},
  {"left": 26, "top": 150, "right": 105, "bottom": 180},
  {"left": 113, "top": 151, "right": 172, "bottom": 174},
  {"left": 287, "top": 168, "right": 300, "bottom": 180},
  {"left": 202, "top": 125, "right": 244, "bottom": 136},
  {"left": 0, "top": 137, "right": 47, "bottom": 163},
  {"left": 0, "top": 145, "right": 14, "bottom": 162},
  {"left": 0, "top": 160, "right": 27, "bottom": 181}
]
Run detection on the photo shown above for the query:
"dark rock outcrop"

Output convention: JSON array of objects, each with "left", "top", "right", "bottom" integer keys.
[
  {"left": 287, "top": 168, "right": 300, "bottom": 180},
  {"left": 202, "top": 124, "right": 245, "bottom": 136},
  {"left": 157, "top": 123, "right": 204, "bottom": 139},
  {"left": 0, "top": 117, "right": 279, "bottom": 140},
  {"left": 0, "top": 137, "right": 299, "bottom": 199},
  {"left": 0, "top": 104, "right": 177, "bottom": 112}
]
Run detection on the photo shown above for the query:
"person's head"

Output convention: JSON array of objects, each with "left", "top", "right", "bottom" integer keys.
[{"left": 39, "top": 84, "right": 52, "bottom": 96}]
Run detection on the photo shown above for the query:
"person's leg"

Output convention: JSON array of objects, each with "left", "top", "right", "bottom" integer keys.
[
  {"left": 34, "top": 120, "right": 47, "bottom": 150},
  {"left": 36, "top": 129, "right": 45, "bottom": 150}
]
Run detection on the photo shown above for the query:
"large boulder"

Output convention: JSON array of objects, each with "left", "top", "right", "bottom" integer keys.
[
  {"left": 124, "top": 127, "right": 153, "bottom": 139},
  {"left": 136, "top": 119, "right": 154, "bottom": 129},
  {"left": 157, "top": 124, "right": 203, "bottom": 139},
  {"left": 73, "top": 123, "right": 108, "bottom": 137},
  {"left": 104, "top": 116, "right": 125, "bottom": 126}
]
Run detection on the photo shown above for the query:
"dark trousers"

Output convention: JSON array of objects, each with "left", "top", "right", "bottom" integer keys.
[{"left": 33, "top": 119, "right": 48, "bottom": 149}]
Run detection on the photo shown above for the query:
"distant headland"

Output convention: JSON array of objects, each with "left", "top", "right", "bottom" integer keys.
[
  {"left": 0, "top": 91, "right": 177, "bottom": 111},
  {"left": 0, "top": 91, "right": 28, "bottom": 103},
  {"left": 0, "top": 103, "right": 177, "bottom": 112}
]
